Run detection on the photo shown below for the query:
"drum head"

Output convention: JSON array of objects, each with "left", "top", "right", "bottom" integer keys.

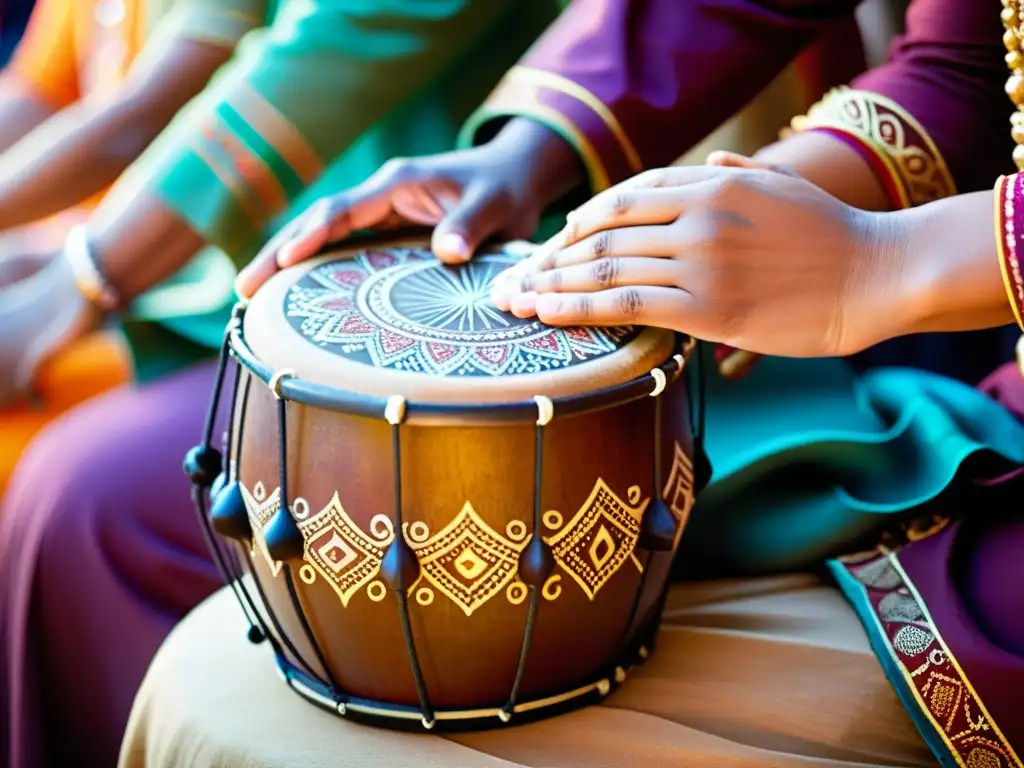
[{"left": 244, "top": 239, "right": 673, "bottom": 404}]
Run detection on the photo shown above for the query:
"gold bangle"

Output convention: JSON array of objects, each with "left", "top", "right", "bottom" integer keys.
[
  {"left": 63, "top": 224, "right": 120, "bottom": 312},
  {"left": 995, "top": 174, "right": 1024, "bottom": 331}
]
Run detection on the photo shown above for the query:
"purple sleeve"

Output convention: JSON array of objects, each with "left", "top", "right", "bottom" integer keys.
[
  {"left": 458, "top": 0, "right": 864, "bottom": 191},
  {"left": 851, "top": 0, "right": 1013, "bottom": 193}
]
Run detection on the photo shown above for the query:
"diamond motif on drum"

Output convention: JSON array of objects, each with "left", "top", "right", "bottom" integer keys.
[
  {"left": 405, "top": 502, "right": 530, "bottom": 616},
  {"left": 240, "top": 482, "right": 283, "bottom": 577},
  {"left": 284, "top": 249, "right": 637, "bottom": 377},
  {"left": 546, "top": 479, "right": 646, "bottom": 600},
  {"left": 662, "top": 441, "right": 695, "bottom": 546},
  {"left": 296, "top": 493, "right": 395, "bottom": 607}
]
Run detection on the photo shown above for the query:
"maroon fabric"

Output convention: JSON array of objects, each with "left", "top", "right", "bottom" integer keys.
[
  {"left": 853, "top": 0, "right": 1014, "bottom": 193},
  {"left": 507, "top": 0, "right": 1006, "bottom": 192},
  {"left": 504, "top": 0, "right": 866, "bottom": 182},
  {"left": 0, "top": 362, "right": 221, "bottom": 768},
  {"left": 886, "top": 362, "right": 1024, "bottom": 759}
]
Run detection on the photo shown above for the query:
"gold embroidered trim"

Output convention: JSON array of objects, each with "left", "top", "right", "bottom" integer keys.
[
  {"left": 202, "top": 117, "right": 288, "bottom": 216},
  {"left": 467, "top": 98, "right": 611, "bottom": 192},
  {"left": 790, "top": 87, "right": 956, "bottom": 208},
  {"left": 187, "top": 133, "right": 264, "bottom": 229},
  {"left": 228, "top": 82, "right": 323, "bottom": 185},
  {"left": 507, "top": 66, "right": 643, "bottom": 173},
  {"left": 839, "top": 545, "right": 1022, "bottom": 768}
]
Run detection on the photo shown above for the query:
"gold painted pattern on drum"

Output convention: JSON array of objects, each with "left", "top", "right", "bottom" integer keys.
[
  {"left": 240, "top": 482, "right": 283, "bottom": 577},
  {"left": 294, "top": 492, "right": 395, "bottom": 607},
  {"left": 662, "top": 441, "right": 696, "bottom": 548},
  {"left": 542, "top": 480, "right": 647, "bottom": 601},
  {"left": 402, "top": 502, "right": 530, "bottom": 617},
  {"left": 241, "top": 474, "right": 658, "bottom": 611},
  {"left": 244, "top": 238, "right": 674, "bottom": 404}
]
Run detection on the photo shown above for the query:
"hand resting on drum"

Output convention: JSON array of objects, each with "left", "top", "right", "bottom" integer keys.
[
  {"left": 488, "top": 163, "right": 1014, "bottom": 358},
  {"left": 235, "top": 118, "right": 585, "bottom": 298}
]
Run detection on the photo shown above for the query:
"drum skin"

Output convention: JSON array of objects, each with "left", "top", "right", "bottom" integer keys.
[{"left": 224, "top": 240, "right": 697, "bottom": 719}]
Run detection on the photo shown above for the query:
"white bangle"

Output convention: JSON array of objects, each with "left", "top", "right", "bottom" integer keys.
[{"left": 63, "top": 224, "right": 120, "bottom": 312}]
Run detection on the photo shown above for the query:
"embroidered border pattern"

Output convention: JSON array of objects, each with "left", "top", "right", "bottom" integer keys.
[
  {"left": 834, "top": 549, "right": 1021, "bottom": 768},
  {"left": 790, "top": 87, "right": 956, "bottom": 208}
]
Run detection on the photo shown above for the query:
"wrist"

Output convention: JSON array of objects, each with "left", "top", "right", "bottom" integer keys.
[
  {"left": 491, "top": 117, "right": 585, "bottom": 208},
  {"left": 891, "top": 191, "right": 1013, "bottom": 337},
  {"left": 842, "top": 208, "right": 915, "bottom": 351},
  {"left": 64, "top": 224, "right": 123, "bottom": 314}
]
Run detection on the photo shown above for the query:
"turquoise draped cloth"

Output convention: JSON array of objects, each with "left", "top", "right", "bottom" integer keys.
[{"left": 678, "top": 356, "right": 1024, "bottom": 576}]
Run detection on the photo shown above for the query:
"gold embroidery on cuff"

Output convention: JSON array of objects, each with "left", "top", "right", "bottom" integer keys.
[
  {"left": 187, "top": 133, "right": 265, "bottom": 229},
  {"left": 789, "top": 87, "right": 956, "bottom": 208},
  {"left": 508, "top": 66, "right": 643, "bottom": 173},
  {"left": 229, "top": 82, "right": 323, "bottom": 186}
]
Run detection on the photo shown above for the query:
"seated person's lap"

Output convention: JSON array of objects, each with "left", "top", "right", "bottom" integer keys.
[
  {"left": 119, "top": 575, "right": 935, "bottom": 768},
  {"left": 0, "top": 361, "right": 222, "bottom": 767}
]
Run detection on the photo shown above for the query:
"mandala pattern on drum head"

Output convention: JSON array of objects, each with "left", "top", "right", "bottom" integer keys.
[
  {"left": 544, "top": 480, "right": 647, "bottom": 601},
  {"left": 296, "top": 493, "right": 395, "bottom": 607},
  {"left": 240, "top": 482, "right": 283, "bottom": 577},
  {"left": 403, "top": 502, "right": 531, "bottom": 617},
  {"left": 284, "top": 249, "right": 637, "bottom": 377}
]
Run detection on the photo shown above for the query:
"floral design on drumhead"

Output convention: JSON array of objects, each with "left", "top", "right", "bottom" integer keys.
[{"left": 284, "top": 248, "right": 637, "bottom": 377}]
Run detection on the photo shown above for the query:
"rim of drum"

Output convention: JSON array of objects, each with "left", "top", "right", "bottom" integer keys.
[
  {"left": 268, "top": 617, "right": 661, "bottom": 730},
  {"left": 226, "top": 308, "right": 696, "bottom": 427}
]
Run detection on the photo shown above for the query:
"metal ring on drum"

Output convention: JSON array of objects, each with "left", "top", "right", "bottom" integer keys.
[{"left": 187, "top": 236, "right": 706, "bottom": 731}]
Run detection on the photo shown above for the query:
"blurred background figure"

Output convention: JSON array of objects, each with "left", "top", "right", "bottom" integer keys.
[
  {"left": 0, "top": 0, "right": 273, "bottom": 492},
  {"left": 0, "top": 3, "right": 566, "bottom": 766}
]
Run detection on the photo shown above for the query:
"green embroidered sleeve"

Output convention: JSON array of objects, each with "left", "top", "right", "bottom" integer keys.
[{"left": 142, "top": 0, "right": 536, "bottom": 265}]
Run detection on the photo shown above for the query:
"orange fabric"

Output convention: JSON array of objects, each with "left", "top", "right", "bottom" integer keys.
[
  {"left": 0, "top": 331, "right": 132, "bottom": 494},
  {"left": 0, "top": 0, "right": 151, "bottom": 493},
  {"left": 5, "top": 0, "right": 81, "bottom": 108}
]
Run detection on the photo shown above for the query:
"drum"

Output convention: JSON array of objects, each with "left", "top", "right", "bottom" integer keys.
[{"left": 184, "top": 238, "right": 708, "bottom": 731}]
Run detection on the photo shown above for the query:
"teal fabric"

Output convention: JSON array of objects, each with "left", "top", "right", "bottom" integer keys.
[
  {"left": 127, "top": 0, "right": 561, "bottom": 381},
  {"left": 677, "top": 357, "right": 1024, "bottom": 576}
]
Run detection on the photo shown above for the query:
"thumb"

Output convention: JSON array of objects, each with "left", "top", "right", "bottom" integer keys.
[
  {"left": 706, "top": 150, "right": 800, "bottom": 178},
  {"left": 430, "top": 182, "right": 516, "bottom": 265},
  {"left": 706, "top": 150, "right": 763, "bottom": 169}
]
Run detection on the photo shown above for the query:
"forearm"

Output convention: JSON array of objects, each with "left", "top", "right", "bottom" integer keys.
[
  {"left": 0, "top": 96, "right": 162, "bottom": 229},
  {"left": 0, "top": 39, "right": 231, "bottom": 231},
  {"left": 87, "top": 189, "right": 204, "bottom": 304},
  {"left": 891, "top": 190, "right": 1014, "bottom": 337},
  {"left": 0, "top": 78, "right": 55, "bottom": 154},
  {"left": 754, "top": 132, "right": 892, "bottom": 211},
  {"left": 494, "top": 118, "right": 585, "bottom": 208}
]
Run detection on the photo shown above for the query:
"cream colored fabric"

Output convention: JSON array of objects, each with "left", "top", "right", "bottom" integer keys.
[{"left": 119, "top": 575, "right": 936, "bottom": 768}]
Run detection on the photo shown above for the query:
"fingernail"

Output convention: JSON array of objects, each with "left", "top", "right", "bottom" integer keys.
[
  {"left": 510, "top": 291, "right": 538, "bottom": 318},
  {"left": 491, "top": 285, "right": 511, "bottom": 310},
  {"left": 436, "top": 233, "right": 470, "bottom": 262},
  {"left": 233, "top": 273, "right": 250, "bottom": 298}
]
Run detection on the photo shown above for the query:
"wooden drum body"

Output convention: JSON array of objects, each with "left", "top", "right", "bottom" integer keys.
[{"left": 185, "top": 240, "right": 703, "bottom": 731}]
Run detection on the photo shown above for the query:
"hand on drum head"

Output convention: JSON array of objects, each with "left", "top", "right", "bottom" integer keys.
[
  {"left": 235, "top": 119, "right": 585, "bottom": 299},
  {"left": 489, "top": 161, "right": 910, "bottom": 359}
]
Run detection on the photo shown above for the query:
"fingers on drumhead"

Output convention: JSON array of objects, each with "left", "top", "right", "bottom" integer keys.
[{"left": 532, "top": 285, "right": 683, "bottom": 327}]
